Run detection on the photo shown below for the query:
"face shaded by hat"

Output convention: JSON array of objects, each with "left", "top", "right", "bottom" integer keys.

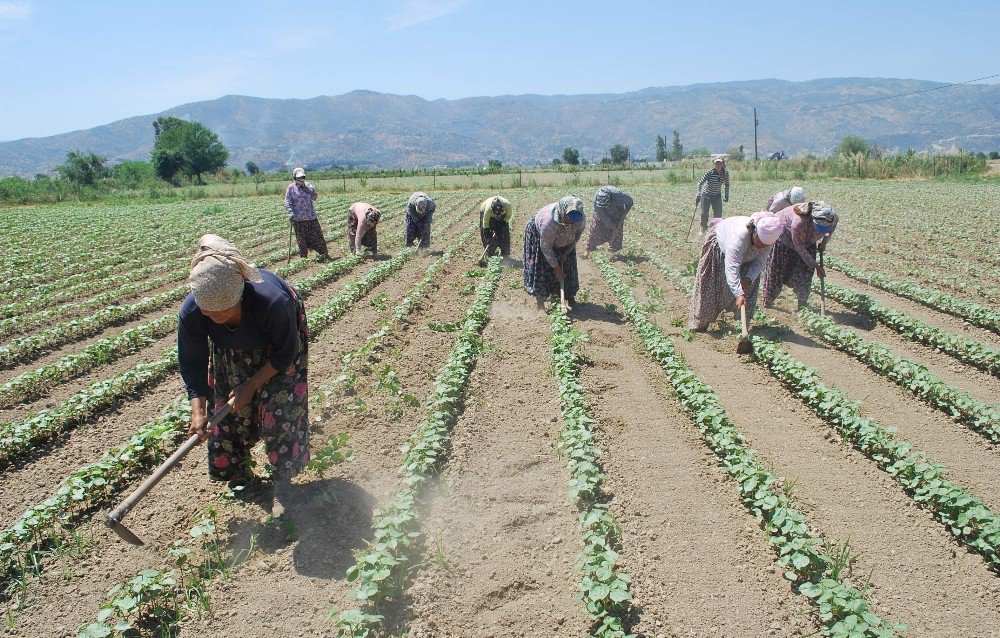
[
  {"left": 415, "top": 198, "right": 428, "bottom": 214},
  {"left": 366, "top": 207, "right": 382, "bottom": 224},
  {"left": 292, "top": 167, "right": 306, "bottom": 179},
  {"left": 554, "top": 195, "right": 585, "bottom": 225}
]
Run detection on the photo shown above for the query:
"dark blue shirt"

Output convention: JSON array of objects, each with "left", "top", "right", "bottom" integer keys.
[{"left": 178, "top": 269, "right": 299, "bottom": 400}]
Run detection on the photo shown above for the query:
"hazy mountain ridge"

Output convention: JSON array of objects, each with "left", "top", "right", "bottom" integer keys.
[{"left": 1, "top": 77, "right": 997, "bottom": 176}]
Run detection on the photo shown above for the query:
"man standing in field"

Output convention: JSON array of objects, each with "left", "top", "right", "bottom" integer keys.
[
  {"left": 479, "top": 195, "right": 513, "bottom": 258},
  {"left": 696, "top": 157, "right": 730, "bottom": 235},
  {"left": 285, "top": 167, "right": 332, "bottom": 261}
]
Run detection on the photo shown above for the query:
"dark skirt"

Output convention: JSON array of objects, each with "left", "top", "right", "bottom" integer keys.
[
  {"left": 585, "top": 214, "right": 625, "bottom": 252},
  {"left": 688, "top": 228, "right": 761, "bottom": 330},
  {"left": 292, "top": 219, "right": 329, "bottom": 257},
  {"left": 480, "top": 210, "right": 511, "bottom": 257},
  {"left": 523, "top": 218, "right": 580, "bottom": 299},
  {"left": 405, "top": 211, "right": 433, "bottom": 249},
  {"left": 761, "top": 241, "right": 817, "bottom": 308},
  {"left": 206, "top": 288, "right": 310, "bottom": 481},
  {"left": 348, "top": 209, "right": 378, "bottom": 255}
]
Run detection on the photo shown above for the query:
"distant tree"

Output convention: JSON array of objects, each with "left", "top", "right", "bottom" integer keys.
[
  {"left": 671, "top": 130, "right": 684, "bottom": 160},
  {"left": 562, "top": 147, "right": 580, "bottom": 165},
  {"left": 975, "top": 151, "right": 988, "bottom": 159},
  {"left": 487, "top": 159, "right": 503, "bottom": 171},
  {"left": 600, "top": 156, "right": 612, "bottom": 165},
  {"left": 727, "top": 145, "right": 745, "bottom": 161},
  {"left": 151, "top": 118, "right": 229, "bottom": 184},
  {"left": 990, "top": 151, "right": 1000, "bottom": 160},
  {"left": 252, "top": 168, "right": 267, "bottom": 194},
  {"left": 552, "top": 158, "right": 563, "bottom": 166},
  {"left": 55, "top": 150, "right": 109, "bottom": 186},
  {"left": 837, "top": 135, "right": 871, "bottom": 157},
  {"left": 609, "top": 144, "right": 629, "bottom": 164},
  {"left": 655, "top": 135, "right": 668, "bottom": 162},
  {"left": 111, "top": 160, "right": 155, "bottom": 187},
  {"left": 245, "top": 161, "right": 261, "bottom": 175},
  {"left": 580, "top": 157, "right": 590, "bottom": 166}
]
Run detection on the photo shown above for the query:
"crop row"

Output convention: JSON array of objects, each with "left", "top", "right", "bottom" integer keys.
[
  {"left": 820, "top": 281, "right": 1000, "bottom": 377},
  {"left": 1, "top": 399, "right": 189, "bottom": 601},
  {"left": 332, "top": 257, "right": 503, "bottom": 637},
  {"left": 797, "top": 308, "right": 1000, "bottom": 442},
  {"left": 548, "top": 305, "right": 634, "bottom": 638},
  {"left": 596, "top": 254, "right": 904, "bottom": 638},
  {"left": 312, "top": 228, "right": 475, "bottom": 417},
  {"left": 751, "top": 338, "right": 1000, "bottom": 570},
  {"left": 0, "top": 216, "right": 476, "bottom": 610},
  {"left": 823, "top": 255, "right": 1000, "bottom": 336},
  {"left": 0, "top": 351, "right": 178, "bottom": 468}
]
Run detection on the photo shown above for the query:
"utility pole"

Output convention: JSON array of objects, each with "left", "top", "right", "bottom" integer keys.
[{"left": 753, "top": 107, "right": 759, "bottom": 160}]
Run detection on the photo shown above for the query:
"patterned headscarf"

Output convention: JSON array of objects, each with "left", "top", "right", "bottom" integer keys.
[
  {"left": 366, "top": 207, "right": 382, "bottom": 224},
  {"left": 553, "top": 195, "right": 584, "bottom": 225},
  {"left": 189, "top": 234, "right": 262, "bottom": 312}
]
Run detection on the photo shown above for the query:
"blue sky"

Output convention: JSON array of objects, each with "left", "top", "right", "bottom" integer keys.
[{"left": 0, "top": 0, "right": 997, "bottom": 141}]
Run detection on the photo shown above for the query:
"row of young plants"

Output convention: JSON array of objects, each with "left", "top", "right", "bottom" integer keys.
[
  {"left": 0, "top": 351, "right": 179, "bottom": 468},
  {"left": 0, "top": 398, "right": 189, "bottom": 602},
  {"left": 595, "top": 254, "right": 905, "bottom": 638},
  {"left": 823, "top": 255, "right": 1000, "bottom": 336},
  {"left": 312, "top": 228, "right": 475, "bottom": 418},
  {"left": 820, "top": 281, "right": 1000, "bottom": 377},
  {"left": 548, "top": 305, "right": 634, "bottom": 638},
  {"left": 0, "top": 192, "right": 408, "bottom": 328},
  {"left": 751, "top": 337, "right": 1000, "bottom": 570},
  {"left": 0, "top": 314, "right": 178, "bottom": 408},
  {"left": 0, "top": 212, "right": 457, "bottom": 608},
  {"left": 797, "top": 308, "right": 1000, "bottom": 442},
  {"left": 331, "top": 257, "right": 504, "bottom": 637}
]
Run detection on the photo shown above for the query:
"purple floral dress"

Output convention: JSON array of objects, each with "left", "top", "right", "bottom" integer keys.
[{"left": 206, "top": 290, "right": 310, "bottom": 481}]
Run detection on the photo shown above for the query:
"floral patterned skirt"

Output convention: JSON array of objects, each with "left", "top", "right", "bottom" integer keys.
[
  {"left": 585, "top": 214, "right": 625, "bottom": 252},
  {"left": 405, "top": 211, "right": 433, "bottom": 248},
  {"left": 523, "top": 218, "right": 580, "bottom": 299},
  {"left": 688, "top": 228, "right": 761, "bottom": 330},
  {"left": 206, "top": 290, "right": 310, "bottom": 482},
  {"left": 761, "top": 241, "right": 817, "bottom": 308}
]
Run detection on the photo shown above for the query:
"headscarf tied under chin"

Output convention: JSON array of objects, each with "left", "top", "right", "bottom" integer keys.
[
  {"left": 749, "top": 211, "right": 782, "bottom": 246},
  {"left": 553, "top": 195, "right": 584, "bottom": 225},
  {"left": 189, "top": 234, "right": 262, "bottom": 312}
]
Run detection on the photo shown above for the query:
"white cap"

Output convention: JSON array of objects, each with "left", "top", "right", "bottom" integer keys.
[
  {"left": 788, "top": 186, "right": 805, "bottom": 204},
  {"left": 292, "top": 167, "right": 306, "bottom": 179}
]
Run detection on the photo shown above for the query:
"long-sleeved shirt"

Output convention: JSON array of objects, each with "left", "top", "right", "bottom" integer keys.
[
  {"left": 285, "top": 182, "right": 318, "bottom": 221},
  {"left": 178, "top": 269, "right": 300, "bottom": 400},
  {"left": 713, "top": 216, "right": 773, "bottom": 297},
  {"left": 773, "top": 206, "right": 836, "bottom": 270},
  {"left": 697, "top": 168, "right": 730, "bottom": 199},
  {"left": 534, "top": 203, "right": 585, "bottom": 268},
  {"left": 407, "top": 192, "right": 436, "bottom": 219},
  {"left": 480, "top": 196, "right": 512, "bottom": 225},
  {"left": 349, "top": 202, "right": 379, "bottom": 253},
  {"left": 593, "top": 186, "right": 634, "bottom": 226}
]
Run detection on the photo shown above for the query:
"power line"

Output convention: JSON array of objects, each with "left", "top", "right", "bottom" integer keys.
[{"left": 774, "top": 74, "right": 1000, "bottom": 114}]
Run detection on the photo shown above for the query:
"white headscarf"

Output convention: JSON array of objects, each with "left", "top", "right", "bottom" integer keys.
[
  {"left": 189, "top": 234, "right": 262, "bottom": 312},
  {"left": 750, "top": 212, "right": 782, "bottom": 245}
]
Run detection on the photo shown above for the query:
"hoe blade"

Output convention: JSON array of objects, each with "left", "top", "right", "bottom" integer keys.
[{"left": 106, "top": 514, "right": 144, "bottom": 546}]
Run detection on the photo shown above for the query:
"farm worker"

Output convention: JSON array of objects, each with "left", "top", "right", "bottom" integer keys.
[
  {"left": 523, "top": 195, "right": 586, "bottom": 309},
  {"left": 348, "top": 202, "right": 382, "bottom": 258},
  {"left": 584, "top": 185, "right": 634, "bottom": 258},
  {"left": 479, "top": 195, "right": 513, "bottom": 257},
  {"left": 695, "top": 156, "right": 731, "bottom": 235},
  {"left": 688, "top": 212, "right": 782, "bottom": 331},
  {"left": 761, "top": 201, "right": 839, "bottom": 309},
  {"left": 179, "top": 234, "right": 310, "bottom": 517},
  {"left": 766, "top": 186, "right": 806, "bottom": 213},
  {"left": 405, "top": 191, "right": 436, "bottom": 250},
  {"left": 285, "top": 167, "right": 332, "bottom": 261}
]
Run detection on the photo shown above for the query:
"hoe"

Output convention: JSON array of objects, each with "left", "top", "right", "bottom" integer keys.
[{"left": 105, "top": 397, "right": 235, "bottom": 546}]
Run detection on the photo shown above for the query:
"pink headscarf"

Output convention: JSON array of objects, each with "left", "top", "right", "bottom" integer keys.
[{"left": 750, "top": 211, "right": 782, "bottom": 245}]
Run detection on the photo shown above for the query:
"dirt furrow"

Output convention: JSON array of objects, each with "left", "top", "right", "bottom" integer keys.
[
  {"left": 571, "top": 258, "right": 819, "bottom": 638},
  {"left": 634, "top": 256, "right": 1000, "bottom": 637},
  {"left": 400, "top": 261, "right": 590, "bottom": 637}
]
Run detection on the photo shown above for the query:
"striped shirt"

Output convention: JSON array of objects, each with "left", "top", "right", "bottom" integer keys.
[{"left": 697, "top": 168, "right": 730, "bottom": 199}]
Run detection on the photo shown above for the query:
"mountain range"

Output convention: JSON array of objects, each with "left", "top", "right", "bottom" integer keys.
[{"left": 1, "top": 77, "right": 998, "bottom": 176}]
